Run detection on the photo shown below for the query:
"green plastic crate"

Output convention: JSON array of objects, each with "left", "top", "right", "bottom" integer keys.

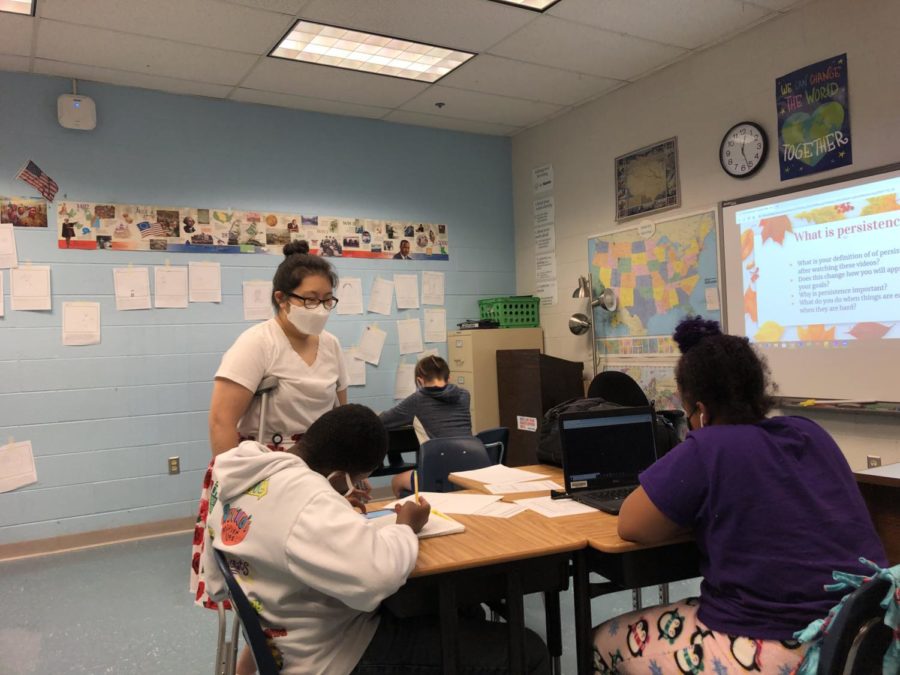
[{"left": 478, "top": 296, "right": 540, "bottom": 327}]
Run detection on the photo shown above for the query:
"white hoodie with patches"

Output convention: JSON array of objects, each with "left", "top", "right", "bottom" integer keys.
[{"left": 201, "top": 441, "right": 419, "bottom": 675}]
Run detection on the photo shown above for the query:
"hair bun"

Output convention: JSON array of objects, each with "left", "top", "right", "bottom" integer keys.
[
  {"left": 673, "top": 316, "right": 722, "bottom": 354},
  {"left": 283, "top": 240, "right": 309, "bottom": 257}
]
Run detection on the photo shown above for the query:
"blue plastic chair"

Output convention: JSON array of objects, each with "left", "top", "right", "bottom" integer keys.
[
  {"left": 213, "top": 549, "right": 281, "bottom": 675},
  {"left": 476, "top": 427, "right": 509, "bottom": 465},
  {"left": 418, "top": 436, "right": 491, "bottom": 492}
]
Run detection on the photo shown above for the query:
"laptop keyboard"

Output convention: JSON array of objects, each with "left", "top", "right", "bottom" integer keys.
[{"left": 573, "top": 486, "right": 636, "bottom": 511}]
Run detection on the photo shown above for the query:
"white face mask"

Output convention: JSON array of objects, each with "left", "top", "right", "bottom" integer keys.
[
  {"left": 326, "top": 471, "right": 355, "bottom": 497},
  {"left": 285, "top": 303, "right": 330, "bottom": 336}
]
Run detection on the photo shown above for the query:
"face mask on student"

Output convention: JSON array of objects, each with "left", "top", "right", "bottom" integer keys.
[
  {"left": 286, "top": 303, "right": 330, "bottom": 336},
  {"left": 326, "top": 471, "right": 355, "bottom": 497}
]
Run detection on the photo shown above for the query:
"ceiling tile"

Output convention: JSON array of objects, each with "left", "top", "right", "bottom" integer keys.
[
  {"left": 399, "top": 85, "right": 563, "bottom": 128},
  {"left": 746, "top": 0, "right": 811, "bottom": 10},
  {"left": 33, "top": 59, "right": 235, "bottom": 98},
  {"left": 230, "top": 87, "right": 390, "bottom": 119},
  {"left": 39, "top": 0, "right": 295, "bottom": 54},
  {"left": 548, "top": 0, "right": 772, "bottom": 50},
  {"left": 240, "top": 57, "right": 427, "bottom": 107},
  {"left": 0, "top": 12, "right": 34, "bottom": 56},
  {"left": 384, "top": 110, "right": 520, "bottom": 136},
  {"left": 489, "top": 16, "right": 687, "bottom": 80},
  {"left": 215, "top": 0, "right": 308, "bottom": 13},
  {"left": 440, "top": 54, "right": 621, "bottom": 106},
  {"left": 35, "top": 20, "right": 259, "bottom": 85},
  {"left": 0, "top": 53, "right": 29, "bottom": 71},
  {"left": 298, "top": 0, "right": 536, "bottom": 53}
]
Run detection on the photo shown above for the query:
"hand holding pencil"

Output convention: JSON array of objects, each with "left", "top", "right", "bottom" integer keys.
[{"left": 395, "top": 470, "right": 431, "bottom": 533}]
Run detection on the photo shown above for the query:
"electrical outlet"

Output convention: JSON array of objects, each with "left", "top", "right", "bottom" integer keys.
[
  {"left": 168, "top": 456, "right": 180, "bottom": 475},
  {"left": 866, "top": 455, "right": 882, "bottom": 469}
]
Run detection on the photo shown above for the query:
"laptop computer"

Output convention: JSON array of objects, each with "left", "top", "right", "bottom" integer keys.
[{"left": 558, "top": 406, "right": 658, "bottom": 515}]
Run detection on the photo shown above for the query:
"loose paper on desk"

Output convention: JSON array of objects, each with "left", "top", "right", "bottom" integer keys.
[
  {"left": 0, "top": 223, "right": 18, "bottom": 268},
  {"left": 243, "top": 280, "right": 272, "bottom": 321},
  {"left": 477, "top": 501, "right": 527, "bottom": 518},
  {"left": 154, "top": 266, "right": 188, "bottom": 308},
  {"left": 424, "top": 308, "right": 447, "bottom": 343},
  {"left": 357, "top": 324, "right": 387, "bottom": 365},
  {"left": 390, "top": 491, "right": 502, "bottom": 516},
  {"left": 450, "top": 465, "right": 549, "bottom": 485},
  {"left": 113, "top": 267, "right": 151, "bottom": 311},
  {"left": 10, "top": 266, "right": 51, "bottom": 311},
  {"left": 336, "top": 277, "right": 363, "bottom": 315},
  {"left": 514, "top": 495, "right": 597, "bottom": 518},
  {"left": 394, "top": 274, "right": 419, "bottom": 309},
  {"left": 62, "top": 301, "right": 100, "bottom": 346},
  {"left": 422, "top": 271, "right": 444, "bottom": 306},
  {"left": 343, "top": 348, "right": 366, "bottom": 386},
  {"left": 485, "top": 479, "right": 562, "bottom": 495},
  {"left": 368, "top": 277, "right": 393, "bottom": 315},
  {"left": 397, "top": 318, "right": 424, "bottom": 354},
  {"left": 189, "top": 262, "right": 221, "bottom": 303},
  {"left": 368, "top": 510, "right": 464, "bottom": 539},
  {"left": 394, "top": 362, "right": 416, "bottom": 399},
  {"left": 0, "top": 440, "right": 37, "bottom": 493}
]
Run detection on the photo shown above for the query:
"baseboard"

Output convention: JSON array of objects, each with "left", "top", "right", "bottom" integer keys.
[{"left": 0, "top": 516, "right": 196, "bottom": 562}]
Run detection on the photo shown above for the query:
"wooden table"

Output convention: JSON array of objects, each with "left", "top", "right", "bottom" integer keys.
[
  {"left": 855, "top": 463, "right": 900, "bottom": 565},
  {"left": 450, "top": 465, "right": 701, "bottom": 675},
  {"left": 373, "top": 492, "right": 586, "bottom": 675}
]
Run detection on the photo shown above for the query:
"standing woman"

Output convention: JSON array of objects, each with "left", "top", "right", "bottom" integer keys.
[{"left": 191, "top": 240, "right": 349, "bottom": 607}]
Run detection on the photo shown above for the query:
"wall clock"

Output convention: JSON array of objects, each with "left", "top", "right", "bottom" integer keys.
[{"left": 719, "top": 122, "right": 767, "bottom": 178}]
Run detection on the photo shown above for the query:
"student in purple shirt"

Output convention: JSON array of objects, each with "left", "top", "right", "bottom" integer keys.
[{"left": 592, "top": 317, "right": 886, "bottom": 675}]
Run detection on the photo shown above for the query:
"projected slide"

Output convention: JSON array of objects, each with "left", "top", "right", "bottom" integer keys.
[{"left": 736, "top": 176, "right": 900, "bottom": 343}]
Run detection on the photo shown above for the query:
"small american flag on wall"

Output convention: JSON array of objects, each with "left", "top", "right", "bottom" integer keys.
[
  {"left": 136, "top": 221, "right": 166, "bottom": 238},
  {"left": 16, "top": 160, "right": 59, "bottom": 202}
]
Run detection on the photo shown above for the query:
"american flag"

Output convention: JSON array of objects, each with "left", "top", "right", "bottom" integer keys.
[
  {"left": 16, "top": 160, "right": 59, "bottom": 202},
  {"left": 137, "top": 221, "right": 166, "bottom": 238}
]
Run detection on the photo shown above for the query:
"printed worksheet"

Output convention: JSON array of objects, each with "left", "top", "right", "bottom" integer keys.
[
  {"left": 367, "top": 277, "right": 393, "bottom": 315},
  {"left": 336, "top": 277, "right": 363, "bottom": 315},
  {"left": 394, "top": 362, "right": 416, "bottom": 399},
  {"left": 0, "top": 440, "right": 37, "bottom": 493},
  {"left": 113, "top": 267, "right": 151, "bottom": 311},
  {"left": 189, "top": 261, "right": 221, "bottom": 303},
  {"left": 62, "top": 301, "right": 101, "bottom": 346},
  {"left": 397, "top": 318, "right": 424, "bottom": 354},
  {"left": 0, "top": 224, "right": 17, "bottom": 268},
  {"left": 424, "top": 308, "right": 447, "bottom": 343},
  {"left": 243, "top": 280, "right": 272, "bottom": 321},
  {"left": 10, "top": 266, "right": 51, "bottom": 310},
  {"left": 343, "top": 348, "right": 366, "bottom": 386},
  {"left": 154, "top": 266, "right": 188, "bottom": 308},
  {"left": 394, "top": 274, "right": 420, "bottom": 309},
  {"left": 357, "top": 325, "right": 387, "bottom": 365},
  {"left": 0, "top": 272, "right": 4, "bottom": 317},
  {"left": 422, "top": 271, "right": 445, "bottom": 305}
]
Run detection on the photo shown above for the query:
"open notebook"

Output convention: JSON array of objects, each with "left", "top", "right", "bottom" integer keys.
[{"left": 367, "top": 509, "right": 465, "bottom": 539}]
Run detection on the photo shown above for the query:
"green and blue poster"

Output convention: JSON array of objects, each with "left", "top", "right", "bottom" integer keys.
[{"left": 776, "top": 53, "right": 851, "bottom": 181}]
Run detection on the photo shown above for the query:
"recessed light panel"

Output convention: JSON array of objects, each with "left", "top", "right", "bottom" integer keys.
[
  {"left": 270, "top": 21, "right": 475, "bottom": 83},
  {"left": 0, "top": 0, "right": 34, "bottom": 16},
  {"left": 489, "top": 0, "right": 562, "bottom": 11}
]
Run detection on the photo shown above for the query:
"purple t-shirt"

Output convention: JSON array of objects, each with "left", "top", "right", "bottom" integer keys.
[{"left": 640, "top": 416, "right": 886, "bottom": 640}]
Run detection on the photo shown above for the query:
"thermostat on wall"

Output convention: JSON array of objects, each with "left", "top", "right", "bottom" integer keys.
[{"left": 57, "top": 93, "right": 97, "bottom": 130}]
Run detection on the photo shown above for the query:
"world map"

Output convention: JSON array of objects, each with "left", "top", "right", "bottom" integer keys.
[{"left": 588, "top": 211, "right": 721, "bottom": 337}]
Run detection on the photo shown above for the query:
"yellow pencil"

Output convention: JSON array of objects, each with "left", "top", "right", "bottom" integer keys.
[
  {"left": 413, "top": 470, "right": 419, "bottom": 503},
  {"left": 431, "top": 508, "right": 452, "bottom": 521}
]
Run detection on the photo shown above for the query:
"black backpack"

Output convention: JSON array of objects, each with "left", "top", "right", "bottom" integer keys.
[{"left": 536, "top": 396, "right": 681, "bottom": 467}]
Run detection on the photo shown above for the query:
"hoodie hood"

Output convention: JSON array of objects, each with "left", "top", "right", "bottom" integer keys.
[
  {"left": 213, "top": 440, "right": 302, "bottom": 502},
  {"left": 420, "top": 383, "right": 463, "bottom": 403}
]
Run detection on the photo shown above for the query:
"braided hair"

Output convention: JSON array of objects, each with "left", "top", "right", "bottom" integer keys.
[{"left": 673, "top": 316, "right": 776, "bottom": 424}]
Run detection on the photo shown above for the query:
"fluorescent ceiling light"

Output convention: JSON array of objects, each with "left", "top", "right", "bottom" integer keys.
[
  {"left": 488, "top": 0, "right": 562, "bottom": 11},
  {"left": 0, "top": 0, "right": 34, "bottom": 15},
  {"left": 270, "top": 20, "right": 475, "bottom": 83}
]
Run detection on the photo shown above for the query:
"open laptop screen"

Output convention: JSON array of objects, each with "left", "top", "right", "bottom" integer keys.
[{"left": 559, "top": 407, "right": 658, "bottom": 491}]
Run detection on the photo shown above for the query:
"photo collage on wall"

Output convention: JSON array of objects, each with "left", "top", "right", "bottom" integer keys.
[{"left": 54, "top": 201, "right": 450, "bottom": 260}]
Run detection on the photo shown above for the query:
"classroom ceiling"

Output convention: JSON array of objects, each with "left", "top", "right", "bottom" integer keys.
[{"left": 1, "top": 0, "right": 813, "bottom": 136}]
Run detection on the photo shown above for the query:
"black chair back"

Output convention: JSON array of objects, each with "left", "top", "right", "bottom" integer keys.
[
  {"left": 419, "top": 436, "right": 491, "bottom": 492},
  {"left": 213, "top": 549, "right": 281, "bottom": 675},
  {"left": 817, "top": 576, "right": 892, "bottom": 675},
  {"left": 476, "top": 427, "right": 509, "bottom": 465}
]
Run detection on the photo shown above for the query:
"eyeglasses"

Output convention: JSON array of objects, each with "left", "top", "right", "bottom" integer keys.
[{"left": 288, "top": 293, "right": 339, "bottom": 310}]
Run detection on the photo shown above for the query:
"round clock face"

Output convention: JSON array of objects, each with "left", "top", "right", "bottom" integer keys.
[{"left": 720, "top": 122, "right": 767, "bottom": 177}]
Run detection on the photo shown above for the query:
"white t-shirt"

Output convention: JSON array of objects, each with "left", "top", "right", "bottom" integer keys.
[{"left": 215, "top": 319, "right": 348, "bottom": 449}]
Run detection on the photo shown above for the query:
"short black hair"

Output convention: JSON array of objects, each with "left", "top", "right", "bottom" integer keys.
[
  {"left": 673, "top": 316, "right": 776, "bottom": 424},
  {"left": 415, "top": 355, "right": 450, "bottom": 382},
  {"left": 293, "top": 404, "right": 387, "bottom": 475},
  {"left": 271, "top": 240, "right": 338, "bottom": 309}
]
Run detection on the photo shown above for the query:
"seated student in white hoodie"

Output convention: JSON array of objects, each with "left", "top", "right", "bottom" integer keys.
[{"left": 203, "top": 404, "right": 550, "bottom": 675}]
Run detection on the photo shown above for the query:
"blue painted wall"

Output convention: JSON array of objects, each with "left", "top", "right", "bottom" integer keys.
[{"left": 0, "top": 72, "right": 514, "bottom": 545}]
